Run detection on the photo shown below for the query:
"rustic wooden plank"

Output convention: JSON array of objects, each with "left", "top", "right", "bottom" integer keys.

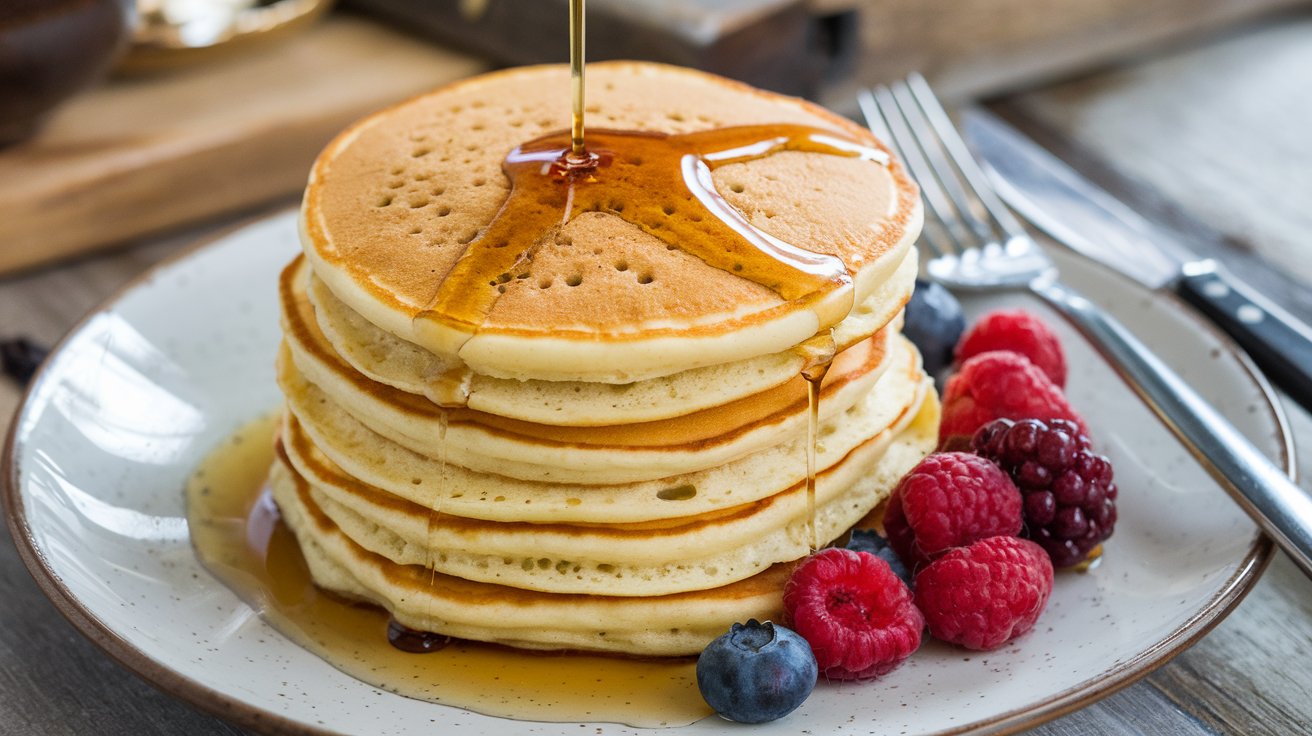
[
  {"left": 992, "top": 13, "right": 1312, "bottom": 312},
  {"left": 0, "top": 16, "right": 486, "bottom": 277},
  {"left": 819, "top": 0, "right": 1311, "bottom": 105},
  {"left": 1030, "top": 682, "right": 1219, "bottom": 735},
  {"left": 1145, "top": 549, "right": 1312, "bottom": 734}
]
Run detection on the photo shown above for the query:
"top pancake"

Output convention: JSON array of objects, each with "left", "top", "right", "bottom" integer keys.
[{"left": 302, "top": 61, "right": 922, "bottom": 382}]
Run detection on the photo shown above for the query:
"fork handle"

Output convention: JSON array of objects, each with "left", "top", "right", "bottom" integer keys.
[{"left": 1032, "top": 278, "right": 1312, "bottom": 580}]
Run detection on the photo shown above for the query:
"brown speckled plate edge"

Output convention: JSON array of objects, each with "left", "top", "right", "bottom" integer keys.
[{"left": 2, "top": 212, "right": 340, "bottom": 736}]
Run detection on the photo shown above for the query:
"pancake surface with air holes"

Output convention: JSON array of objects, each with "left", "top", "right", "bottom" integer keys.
[{"left": 302, "top": 61, "right": 922, "bottom": 383}]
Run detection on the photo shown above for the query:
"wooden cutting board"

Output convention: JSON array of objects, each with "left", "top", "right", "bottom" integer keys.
[
  {"left": 0, "top": 16, "right": 487, "bottom": 276},
  {"left": 2, "top": 0, "right": 1304, "bottom": 276},
  {"left": 345, "top": 0, "right": 842, "bottom": 97}
]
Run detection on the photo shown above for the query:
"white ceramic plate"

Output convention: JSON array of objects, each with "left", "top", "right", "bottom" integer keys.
[{"left": 4, "top": 212, "right": 1292, "bottom": 735}]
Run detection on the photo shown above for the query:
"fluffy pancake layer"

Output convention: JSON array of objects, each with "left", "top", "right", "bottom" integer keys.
[
  {"left": 303, "top": 248, "right": 919, "bottom": 421},
  {"left": 283, "top": 335, "right": 929, "bottom": 523},
  {"left": 302, "top": 62, "right": 922, "bottom": 382},
  {"left": 281, "top": 367, "right": 931, "bottom": 596},
  {"left": 271, "top": 394, "right": 939, "bottom": 654},
  {"left": 280, "top": 307, "right": 904, "bottom": 484}
]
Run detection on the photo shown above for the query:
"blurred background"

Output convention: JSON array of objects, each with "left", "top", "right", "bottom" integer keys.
[{"left": 1, "top": 0, "right": 1309, "bottom": 284}]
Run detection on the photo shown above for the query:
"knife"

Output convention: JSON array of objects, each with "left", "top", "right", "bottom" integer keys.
[{"left": 963, "top": 108, "right": 1312, "bottom": 412}]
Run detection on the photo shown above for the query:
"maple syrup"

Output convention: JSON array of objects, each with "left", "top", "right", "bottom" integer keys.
[
  {"left": 402, "top": 10, "right": 888, "bottom": 561},
  {"left": 796, "top": 330, "right": 838, "bottom": 551},
  {"left": 424, "top": 409, "right": 449, "bottom": 610},
  {"left": 568, "top": 0, "right": 588, "bottom": 162},
  {"left": 416, "top": 124, "right": 885, "bottom": 338},
  {"left": 409, "top": 119, "right": 888, "bottom": 558},
  {"left": 186, "top": 416, "right": 710, "bottom": 727},
  {"left": 387, "top": 619, "right": 451, "bottom": 653}
]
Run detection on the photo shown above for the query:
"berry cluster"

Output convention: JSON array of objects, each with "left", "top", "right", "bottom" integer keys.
[
  {"left": 883, "top": 452, "right": 1021, "bottom": 571},
  {"left": 880, "top": 450, "right": 1052, "bottom": 651},
  {"left": 938, "top": 309, "right": 1117, "bottom": 566},
  {"left": 974, "top": 418, "right": 1117, "bottom": 568},
  {"left": 940, "top": 309, "right": 1085, "bottom": 446},
  {"left": 696, "top": 308, "right": 1121, "bottom": 723}
]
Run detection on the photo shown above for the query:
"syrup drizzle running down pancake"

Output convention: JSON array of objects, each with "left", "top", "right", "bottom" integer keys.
[
  {"left": 302, "top": 63, "right": 922, "bottom": 383},
  {"left": 419, "top": 125, "right": 889, "bottom": 356}
]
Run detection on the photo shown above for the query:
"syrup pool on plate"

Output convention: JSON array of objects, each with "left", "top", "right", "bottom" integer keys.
[{"left": 185, "top": 415, "right": 711, "bottom": 727}]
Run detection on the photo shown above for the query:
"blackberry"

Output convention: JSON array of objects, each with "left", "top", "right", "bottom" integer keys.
[{"left": 972, "top": 418, "right": 1116, "bottom": 568}]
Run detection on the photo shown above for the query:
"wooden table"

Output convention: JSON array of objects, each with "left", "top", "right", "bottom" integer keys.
[{"left": 3, "top": 12, "right": 1311, "bottom": 735}]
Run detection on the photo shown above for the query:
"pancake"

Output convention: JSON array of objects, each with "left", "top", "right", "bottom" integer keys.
[
  {"left": 282, "top": 336, "right": 929, "bottom": 523},
  {"left": 259, "top": 60, "right": 939, "bottom": 660},
  {"left": 303, "top": 246, "right": 919, "bottom": 422},
  {"left": 270, "top": 393, "right": 940, "bottom": 655},
  {"left": 280, "top": 282, "right": 905, "bottom": 484},
  {"left": 302, "top": 62, "right": 922, "bottom": 383},
  {"left": 284, "top": 383, "right": 933, "bottom": 596}
]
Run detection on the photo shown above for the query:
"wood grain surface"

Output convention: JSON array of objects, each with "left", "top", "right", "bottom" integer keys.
[
  {"left": 0, "top": 16, "right": 486, "bottom": 277},
  {"left": 991, "top": 12, "right": 1312, "bottom": 318},
  {"left": 5, "top": 3, "right": 1309, "bottom": 279},
  {"left": 820, "top": 0, "right": 1312, "bottom": 104},
  {"left": 3, "top": 10, "right": 1312, "bottom": 736}
]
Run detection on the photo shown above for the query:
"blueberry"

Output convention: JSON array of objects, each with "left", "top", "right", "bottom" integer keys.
[
  {"left": 696, "top": 619, "right": 817, "bottom": 723},
  {"left": 903, "top": 279, "right": 964, "bottom": 378},
  {"left": 846, "top": 529, "right": 913, "bottom": 588}
]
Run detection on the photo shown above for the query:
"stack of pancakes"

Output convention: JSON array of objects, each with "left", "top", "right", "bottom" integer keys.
[{"left": 271, "top": 62, "right": 937, "bottom": 657}]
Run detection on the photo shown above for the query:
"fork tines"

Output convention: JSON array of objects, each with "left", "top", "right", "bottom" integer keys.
[{"left": 857, "top": 75, "right": 1028, "bottom": 262}]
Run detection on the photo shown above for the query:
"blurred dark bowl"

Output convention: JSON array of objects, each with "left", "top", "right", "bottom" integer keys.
[{"left": 0, "top": 0, "right": 135, "bottom": 146}]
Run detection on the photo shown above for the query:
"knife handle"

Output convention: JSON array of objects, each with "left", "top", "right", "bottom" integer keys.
[
  {"left": 1032, "top": 277, "right": 1312, "bottom": 581},
  {"left": 1174, "top": 260, "right": 1312, "bottom": 412}
]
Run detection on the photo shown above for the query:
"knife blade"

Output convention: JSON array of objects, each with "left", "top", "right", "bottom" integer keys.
[{"left": 962, "top": 107, "right": 1312, "bottom": 412}]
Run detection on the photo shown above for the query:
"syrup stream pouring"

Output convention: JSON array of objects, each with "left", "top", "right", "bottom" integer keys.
[
  {"left": 860, "top": 75, "right": 1312, "bottom": 581},
  {"left": 568, "top": 0, "right": 587, "bottom": 162}
]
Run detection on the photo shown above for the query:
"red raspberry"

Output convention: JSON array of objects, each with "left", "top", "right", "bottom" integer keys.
[
  {"left": 939, "top": 351, "right": 1085, "bottom": 444},
  {"left": 783, "top": 549, "right": 923, "bottom": 680},
  {"left": 915, "top": 536, "right": 1053, "bottom": 650},
  {"left": 883, "top": 452, "right": 1022, "bottom": 571},
  {"left": 973, "top": 418, "right": 1117, "bottom": 568},
  {"left": 956, "top": 309, "right": 1067, "bottom": 387}
]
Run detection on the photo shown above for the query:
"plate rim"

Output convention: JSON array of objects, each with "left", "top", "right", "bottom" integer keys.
[{"left": 1, "top": 213, "right": 1296, "bottom": 736}]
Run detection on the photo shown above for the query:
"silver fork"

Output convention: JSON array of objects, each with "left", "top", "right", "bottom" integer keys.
[{"left": 860, "top": 74, "right": 1312, "bottom": 580}]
